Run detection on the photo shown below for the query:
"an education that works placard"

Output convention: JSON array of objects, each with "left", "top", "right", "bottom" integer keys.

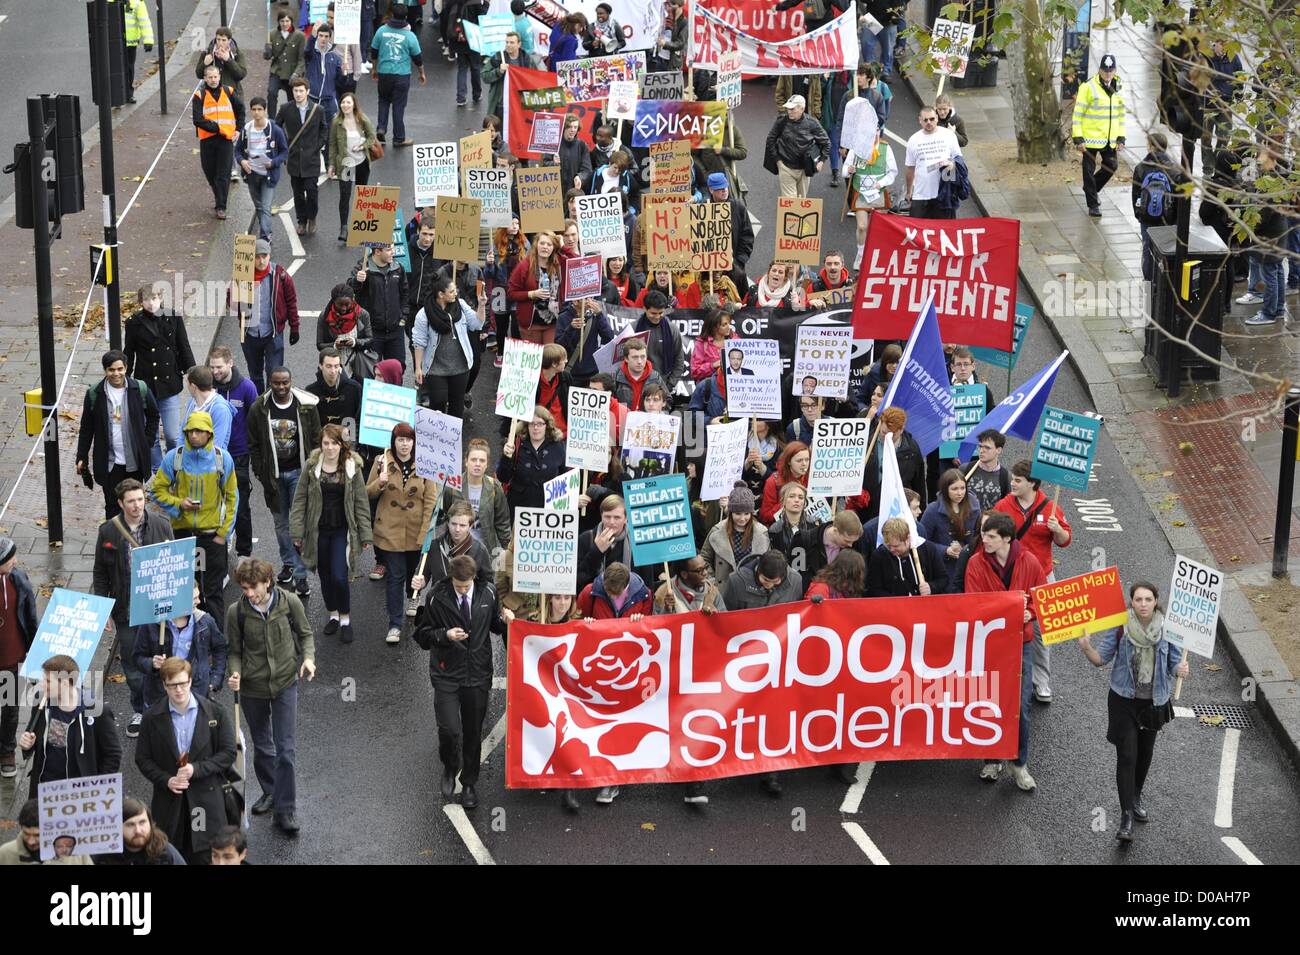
[
  {"left": 625, "top": 474, "right": 696, "bottom": 565},
  {"left": 1030, "top": 406, "right": 1100, "bottom": 492},
  {"left": 20, "top": 589, "right": 115, "bottom": 681},
  {"left": 129, "top": 539, "right": 196, "bottom": 626},
  {"left": 512, "top": 508, "right": 578, "bottom": 594}
]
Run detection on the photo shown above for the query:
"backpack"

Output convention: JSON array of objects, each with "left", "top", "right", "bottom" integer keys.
[
  {"left": 88, "top": 379, "right": 149, "bottom": 411},
  {"left": 803, "top": 0, "right": 829, "bottom": 20},
  {"left": 1138, "top": 167, "right": 1173, "bottom": 222}
]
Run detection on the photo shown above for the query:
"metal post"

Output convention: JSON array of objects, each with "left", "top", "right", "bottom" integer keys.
[
  {"left": 220, "top": 0, "right": 229, "bottom": 27},
  {"left": 94, "top": 0, "right": 123, "bottom": 349},
  {"left": 1166, "top": 183, "right": 1192, "bottom": 397},
  {"left": 156, "top": 0, "right": 167, "bottom": 114},
  {"left": 1273, "top": 387, "right": 1300, "bottom": 578},
  {"left": 29, "top": 97, "right": 64, "bottom": 547}
]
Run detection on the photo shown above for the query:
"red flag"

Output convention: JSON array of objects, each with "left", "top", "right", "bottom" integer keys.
[
  {"left": 505, "top": 65, "right": 601, "bottom": 162},
  {"left": 852, "top": 213, "right": 1020, "bottom": 350}
]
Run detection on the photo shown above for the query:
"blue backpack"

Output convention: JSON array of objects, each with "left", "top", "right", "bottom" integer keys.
[{"left": 1139, "top": 168, "right": 1173, "bottom": 221}]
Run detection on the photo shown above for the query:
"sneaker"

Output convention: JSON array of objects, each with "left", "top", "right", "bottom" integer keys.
[
  {"left": 462, "top": 394, "right": 473, "bottom": 410},
  {"left": 1007, "top": 763, "right": 1037, "bottom": 792},
  {"left": 295, "top": 578, "right": 311, "bottom": 600},
  {"left": 1087, "top": 206, "right": 1102, "bottom": 218},
  {"left": 376, "top": 130, "right": 386, "bottom": 143},
  {"left": 126, "top": 713, "right": 143, "bottom": 739},
  {"left": 1, "top": 753, "right": 16, "bottom": 778},
  {"left": 1033, "top": 685, "right": 1052, "bottom": 704},
  {"left": 1236, "top": 291, "right": 1264, "bottom": 305},
  {"left": 323, "top": 618, "right": 340, "bottom": 636},
  {"left": 493, "top": 353, "right": 504, "bottom": 368},
  {"left": 406, "top": 597, "right": 419, "bottom": 617},
  {"left": 340, "top": 623, "right": 354, "bottom": 644},
  {"left": 1244, "top": 311, "right": 1279, "bottom": 326},
  {"left": 595, "top": 786, "right": 620, "bottom": 804},
  {"left": 457, "top": 100, "right": 467, "bottom": 108},
  {"left": 369, "top": 564, "right": 387, "bottom": 581},
  {"left": 386, "top": 627, "right": 401, "bottom": 644},
  {"left": 980, "top": 761, "right": 1003, "bottom": 782},
  {"left": 683, "top": 783, "right": 709, "bottom": 805},
  {"left": 277, "top": 564, "right": 294, "bottom": 585}
]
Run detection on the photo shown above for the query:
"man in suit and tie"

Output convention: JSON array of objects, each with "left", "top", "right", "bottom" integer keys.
[
  {"left": 135, "top": 656, "right": 237, "bottom": 865},
  {"left": 727, "top": 348, "right": 754, "bottom": 376}
]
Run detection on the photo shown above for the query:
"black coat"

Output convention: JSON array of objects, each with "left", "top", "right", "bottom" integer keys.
[
  {"left": 419, "top": 579, "right": 506, "bottom": 687},
  {"left": 25, "top": 703, "right": 123, "bottom": 801},
  {"left": 92, "top": 511, "right": 175, "bottom": 626},
  {"left": 275, "top": 99, "right": 328, "bottom": 179},
  {"left": 349, "top": 261, "right": 409, "bottom": 338},
  {"left": 134, "top": 694, "right": 237, "bottom": 855},
  {"left": 867, "top": 542, "right": 948, "bottom": 597},
  {"left": 497, "top": 438, "right": 567, "bottom": 511},
  {"left": 793, "top": 521, "right": 873, "bottom": 594},
  {"left": 559, "top": 137, "right": 593, "bottom": 192},
  {"left": 124, "top": 309, "right": 196, "bottom": 401},
  {"left": 75, "top": 376, "right": 160, "bottom": 484}
]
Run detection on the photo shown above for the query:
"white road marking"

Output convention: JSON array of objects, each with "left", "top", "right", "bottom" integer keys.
[
  {"left": 298, "top": 309, "right": 320, "bottom": 318},
  {"left": 749, "top": 211, "right": 761, "bottom": 239},
  {"left": 1174, "top": 705, "right": 1194, "bottom": 719},
  {"left": 443, "top": 805, "right": 496, "bottom": 865},
  {"left": 1221, "top": 836, "right": 1263, "bottom": 865},
  {"left": 286, "top": 258, "right": 304, "bottom": 276},
  {"left": 492, "top": 676, "right": 506, "bottom": 690},
  {"left": 842, "top": 821, "right": 890, "bottom": 864},
  {"left": 839, "top": 762, "right": 875, "bottom": 814},
  {"left": 1214, "top": 727, "right": 1240, "bottom": 829},
  {"left": 280, "top": 211, "right": 306, "bottom": 257},
  {"left": 480, "top": 713, "right": 507, "bottom": 764}
]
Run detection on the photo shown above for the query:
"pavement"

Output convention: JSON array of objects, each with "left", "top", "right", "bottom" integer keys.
[{"left": 1, "top": 2, "right": 1298, "bottom": 864}]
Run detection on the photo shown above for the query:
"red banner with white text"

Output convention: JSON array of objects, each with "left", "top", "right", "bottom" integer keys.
[
  {"left": 504, "top": 65, "right": 601, "bottom": 162},
  {"left": 852, "top": 214, "right": 1021, "bottom": 350},
  {"left": 689, "top": 4, "right": 859, "bottom": 74},
  {"left": 506, "top": 593, "right": 1024, "bottom": 788}
]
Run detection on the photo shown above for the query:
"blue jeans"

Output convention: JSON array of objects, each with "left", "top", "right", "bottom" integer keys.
[
  {"left": 317, "top": 527, "right": 352, "bottom": 613},
  {"left": 456, "top": 49, "right": 482, "bottom": 103},
  {"left": 380, "top": 547, "right": 421, "bottom": 629},
  {"left": 276, "top": 468, "right": 309, "bottom": 580},
  {"left": 861, "top": 24, "right": 898, "bottom": 75},
  {"left": 830, "top": 120, "right": 843, "bottom": 175},
  {"left": 242, "top": 680, "right": 298, "bottom": 815},
  {"left": 150, "top": 392, "right": 182, "bottom": 471},
  {"left": 376, "top": 72, "right": 412, "bottom": 141},
  {"left": 1247, "top": 252, "right": 1262, "bottom": 292},
  {"left": 1261, "top": 258, "right": 1286, "bottom": 319},
  {"left": 241, "top": 330, "right": 284, "bottom": 394},
  {"left": 1286, "top": 219, "right": 1300, "bottom": 289},
  {"left": 246, "top": 174, "right": 276, "bottom": 239}
]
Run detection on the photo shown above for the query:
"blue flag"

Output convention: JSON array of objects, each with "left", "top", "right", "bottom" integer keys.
[
  {"left": 881, "top": 292, "right": 954, "bottom": 455},
  {"left": 957, "top": 350, "right": 1070, "bottom": 462}
]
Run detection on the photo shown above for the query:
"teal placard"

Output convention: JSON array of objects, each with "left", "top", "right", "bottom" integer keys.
[
  {"left": 359, "top": 379, "right": 417, "bottom": 449},
  {"left": 1030, "top": 406, "right": 1101, "bottom": 492},
  {"left": 970, "top": 303, "right": 1034, "bottom": 370},
  {"left": 624, "top": 474, "right": 696, "bottom": 565},
  {"left": 940, "top": 383, "right": 988, "bottom": 459}
]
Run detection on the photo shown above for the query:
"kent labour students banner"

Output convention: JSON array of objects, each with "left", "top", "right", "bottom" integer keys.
[
  {"left": 504, "top": 65, "right": 601, "bottom": 162},
  {"left": 688, "top": 4, "right": 860, "bottom": 75},
  {"left": 1031, "top": 567, "right": 1128, "bottom": 646},
  {"left": 506, "top": 591, "right": 1024, "bottom": 787},
  {"left": 853, "top": 214, "right": 1020, "bottom": 351},
  {"left": 630, "top": 101, "right": 729, "bottom": 150}
]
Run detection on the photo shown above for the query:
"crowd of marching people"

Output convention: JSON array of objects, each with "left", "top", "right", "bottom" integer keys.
[{"left": 1, "top": 0, "right": 1205, "bottom": 866}]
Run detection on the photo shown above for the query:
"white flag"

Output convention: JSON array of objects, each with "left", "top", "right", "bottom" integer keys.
[{"left": 875, "top": 432, "right": 926, "bottom": 547}]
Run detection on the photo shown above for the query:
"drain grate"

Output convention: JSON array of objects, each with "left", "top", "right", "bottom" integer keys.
[{"left": 1191, "top": 703, "right": 1254, "bottom": 729}]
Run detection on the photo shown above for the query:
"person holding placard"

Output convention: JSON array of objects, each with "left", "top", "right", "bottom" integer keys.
[
  {"left": 745, "top": 261, "right": 803, "bottom": 310},
  {"left": 482, "top": 31, "right": 532, "bottom": 118},
  {"left": 602, "top": 256, "right": 641, "bottom": 307},
  {"left": 904, "top": 106, "right": 962, "bottom": 219},
  {"left": 741, "top": 420, "right": 786, "bottom": 500},
  {"left": 867, "top": 517, "right": 946, "bottom": 598},
  {"left": 440, "top": 439, "right": 512, "bottom": 560},
  {"left": 528, "top": 343, "right": 573, "bottom": 434},
  {"left": 290, "top": 425, "right": 373, "bottom": 643},
  {"left": 411, "top": 502, "right": 494, "bottom": 597},
  {"left": 0, "top": 799, "right": 92, "bottom": 865},
  {"left": 576, "top": 494, "right": 639, "bottom": 592},
  {"left": 861, "top": 407, "right": 926, "bottom": 520},
  {"left": 634, "top": 290, "right": 685, "bottom": 395},
  {"left": 508, "top": 231, "right": 566, "bottom": 346},
  {"left": 411, "top": 274, "right": 473, "bottom": 420},
  {"left": 846, "top": 134, "right": 897, "bottom": 269},
  {"left": 559, "top": 115, "right": 594, "bottom": 192},
  {"left": 558, "top": 297, "right": 615, "bottom": 386},
  {"left": 19, "top": 656, "right": 123, "bottom": 801},
  {"left": 612, "top": 338, "right": 667, "bottom": 411},
  {"left": 133, "top": 584, "right": 228, "bottom": 709},
  {"left": 326, "top": 91, "right": 378, "bottom": 241},
  {"left": 0, "top": 539, "right": 37, "bottom": 779},
  {"left": 964, "top": 428, "right": 1011, "bottom": 513},
  {"left": 368, "top": 422, "right": 438, "bottom": 643},
  {"left": 805, "top": 250, "right": 854, "bottom": 308},
  {"left": 498, "top": 406, "right": 567, "bottom": 511},
  {"left": 1078, "top": 581, "right": 1190, "bottom": 843},
  {"left": 487, "top": 217, "right": 531, "bottom": 354},
  {"left": 351, "top": 242, "right": 410, "bottom": 367}
]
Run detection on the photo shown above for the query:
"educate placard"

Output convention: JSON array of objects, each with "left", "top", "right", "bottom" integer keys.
[
  {"left": 566, "top": 387, "right": 611, "bottom": 470},
  {"left": 496, "top": 337, "right": 545, "bottom": 421},
  {"left": 232, "top": 233, "right": 256, "bottom": 305},
  {"left": 544, "top": 469, "right": 583, "bottom": 511},
  {"left": 528, "top": 111, "right": 564, "bottom": 155},
  {"left": 970, "top": 302, "right": 1034, "bottom": 370},
  {"left": 717, "top": 49, "right": 742, "bottom": 108},
  {"left": 512, "top": 508, "right": 578, "bottom": 595},
  {"left": 38, "top": 773, "right": 123, "bottom": 860},
  {"left": 334, "top": 0, "right": 362, "bottom": 44},
  {"left": 631, "top": 101, "right": 728, "bottom": 150},
  {"left": 649, "top": 140, "right": 692, "bottom": 197},
  {"left": 725, "top": 340, "right": 783, "bottom": 418},
  {"left": 643, "top": 198, "right": 690, "bottom": 270},
  {"left": 639, "top": 70, "right": 683, "bottom": 101},
  {"left": 607, "top": 80, "right": 638, "bottom": 121},
  {"left": 808, "top": 418, "right": 872, "bottom": 497},
  {"left": 689, "top": 202, "right": 732, "bottom": 272},
  {"left": 391, "top": 204, "right": 411, "bottom": 271},
  {"left": 625, "top": 474, "right": 696, "bottom": 565},
  {"left": 472, "top": 12, "right": 515, "bottom": 55},
  {"left": 432, "top": 195, "right": 483, "bottom": 263},
  {"left": 574, "top": 193, "right": 625, "bottom": 261},
  {"left": 776, "top": 196, "right": 823, "bottom": 266},
  {"left": 517, "top": 166, "right": 565, "bottom": 233},
  {"left": 414, "top": 407, "right": 463, "bottom": 488},
  {"left": 20, "top": 589, "right": 115, "bottom": 681},
  {"left": 466, "top": 167, "right": 512, "bottom": 228},
  {"left": 128, "top": 540, "right": 196, "bottom": 626},
  {"left": 1031, "top": 567, "right": 1128, "bottom": 646},
  {"left": 700, "top": 417, "right": 749, "bottom": 501},
  {"left": 412, "top": 142, "right": 459, "bottom": 207},
  {"left": 940, "top": 382, "right": 989, "bottom": 459},
  {"left": 562, "top": 253, "right": 604, "bottom": 301},
  {"left": 359, "top": 379, "right": 418, "bottom": 449},
  {"left": 1031, "top": 406, "right": 1100, "bottom": 492},
  {"left": 347, "top": 184, "right": 400, "bottom": 248},
  {"left": 792, "top": 324, "right": 854, "bottom": 399},
  {"left": 1165, "top": 556, "right": 1222, "bottom": 659}
]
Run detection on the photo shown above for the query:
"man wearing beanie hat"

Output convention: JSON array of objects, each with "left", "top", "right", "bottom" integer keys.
[
  {"left": 0, "top": 538, "right": 38, "bottom": 779},
  {"left": 701, "top": 482, "right": 770, "bottom": 584},
  {"left": 151, "top": 411, "right": 239, "bottom": 622},
  {"left": 705, "top": 173, "right": 753, "bottom": 293}
]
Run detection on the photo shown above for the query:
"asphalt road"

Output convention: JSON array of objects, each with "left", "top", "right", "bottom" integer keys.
[{"left": 100, "top": 34, "right": 1300, "bottom": 865}]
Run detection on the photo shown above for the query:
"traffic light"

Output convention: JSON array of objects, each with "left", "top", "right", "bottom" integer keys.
[
  {"left": 8, "top": 95, "right": 85, "bottom": 236},
  {"left": 87, "top": 0, "right": 129, "bottom": 108}
]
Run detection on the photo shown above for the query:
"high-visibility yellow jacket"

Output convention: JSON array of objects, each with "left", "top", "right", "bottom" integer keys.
[
  {"left": 1072, "top": 74, "right": 1126, "bottom": 149},
  {"left": 122, "top": 0, "right": 154, "bottom": 47}
]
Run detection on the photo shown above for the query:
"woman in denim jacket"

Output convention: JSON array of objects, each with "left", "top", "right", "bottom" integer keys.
[{"left": 1079, "top": 581, "right": 1190, "bottom": 844}]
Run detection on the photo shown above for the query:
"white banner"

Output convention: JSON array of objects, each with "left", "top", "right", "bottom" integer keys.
[
  {"left": 466, "top": 167, "right": 512, "bottom": 228},
  {"left": 544, "top": 469, "right": 583, "bottom": 511},
  {"left": 413, "top": 142, "right": 459, "bottom": 207},
  {"left": 1164, "top": 555, "right": 1222, "bottom": 659},
  {"left": 513, "top": 508, "right": 578, "bottom": 595},
  {"left": 701, "top": 417, "right": 749, "bottom": 501},
  {"left": 725, "top": 339, "right": 782, "bottom": 418},
  {"left": 566, "top": 387, "right": 612, "bottom": 471},
  {"left": 574, "top": 193, "right": 626, "bottom": 261},
  {"left": 413, "top": 407, "right": 463, "bottom": 488},
  {"left": 689, "top": 5, "right": 860, "bottom": 75},
  {"left": 792, "top": 324, "right": 854, "bottom": 399},
  {"left": 39, "top": 773, "right": 123, "bottom": 860},
  {"left": 808, "top": 418, "right": 871, "bottom": 498},
  {"left": 334, "top": 0, "right": 362, "bottom": 44},
  {"left": 496, "top": 338, "right": 545, "bottom": 421}
]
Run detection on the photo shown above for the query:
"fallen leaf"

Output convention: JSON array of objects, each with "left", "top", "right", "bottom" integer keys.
[
  {"left": 106, "top": 672, "right": 126, "bottom": 684},
  {"left": 1161, "top": 470, "right": 1174, "bottom": 477},
  {"left": 1199, "top": 714, "right": 1226, "bottom": 726},
  {"left": 0, "top": 819, "right": 16, "bottom": 831},
  {"left": 1172, "top": 520, "right": 1186, "bottom": 527},
  {"left": 1178, "top": 441, "right": 1195, "bottom": 455},
  {"left": 35, "top": 517, "right": 48, "bottom": 528},
  {"left": 1230, "top": 555, "right": 1241, "bottom": 562},
  {"left": 640, "top": 822, "right": 656, "bottom": 831},
  {"left": 417, "top": 848, "right": 433, "bottom": 857}
]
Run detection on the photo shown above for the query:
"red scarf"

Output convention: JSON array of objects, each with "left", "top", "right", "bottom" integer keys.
[
  {"left": 621, "top": 359, "right": 654, "bottom": 411},
  {"left": 254, "top": 264, "right": 270, "bottom": 283},
  {"left": 324, "top": 302, "right": 360, "bottom": 337},
  {"left": 538, "top": 373, "right": 566, "bottom": 433}
]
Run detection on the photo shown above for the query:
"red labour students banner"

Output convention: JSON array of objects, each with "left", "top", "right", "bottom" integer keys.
[
  {"left": 505, "top": 65, "right": 601, "bottom": 162},
  {"left": 506, "top": 592, "right": 1024, "bottom": 788},
  {"left": 852, "top": 213, "right": 1021, "bottom": 351}
]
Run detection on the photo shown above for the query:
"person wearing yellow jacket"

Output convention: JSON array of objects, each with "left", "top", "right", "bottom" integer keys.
[
  {"left": 122, "top": 0, "right": 155, "bottom": 103},
  {"left": 1072, "top": 53, "right": 1127, "bottom": 218},
  {"left": 150, "top": 410, "right": 239, "bottom": 622}
]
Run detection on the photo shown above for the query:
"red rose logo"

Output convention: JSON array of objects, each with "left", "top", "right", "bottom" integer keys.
[{"left": 555, "top": 632, "right": 661, "bottom": 722}]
